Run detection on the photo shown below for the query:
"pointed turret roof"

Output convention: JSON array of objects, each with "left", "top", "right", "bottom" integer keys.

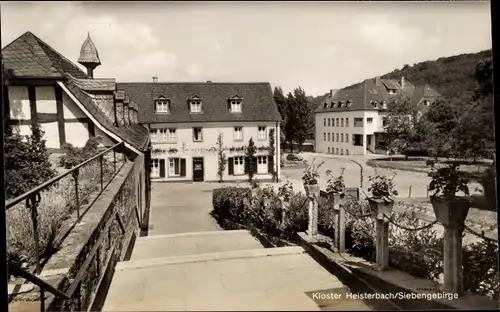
[{"left": 78, "top": 32, "right": 101, "bottom": 65}]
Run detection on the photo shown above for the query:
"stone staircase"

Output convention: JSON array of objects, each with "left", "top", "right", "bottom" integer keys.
[{"left": 102, "top": 230, "right": 371, "bottom": 311}]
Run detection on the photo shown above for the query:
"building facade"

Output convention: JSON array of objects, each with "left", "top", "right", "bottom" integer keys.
[
  {"left": 315, "top": 76, "right": 440, "bottom": 155},
  {"left": 2, "top": 31, "right": 151, "bottom": 213},
  {"left": 119, "top": 82, "right": 282, "bottom": 182}
]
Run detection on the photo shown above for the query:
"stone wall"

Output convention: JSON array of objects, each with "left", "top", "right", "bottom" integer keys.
[{"left": 15, "top": 157, "right": 145, "bottom": 311}]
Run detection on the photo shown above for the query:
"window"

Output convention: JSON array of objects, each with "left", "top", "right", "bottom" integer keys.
[
  {"left": 328, "top": 118, "right": 331, "bottom": 127},
  {"left": 323, "top": 133, "right": 326, "bottom": 141},
  {"left": 336, "top": 133, "right": 339, "bottom": 142},
  {"left": 341, "top": 118, "right": 344, "bottom": 127},
  {"left": 151, "top": 159, "right": 160, "bottom": 177},
  {"left": 234, "top": 127, "right": 243, "bottom": 141},
  {"left": 258, "top": 126, "right": 267, "bottom": 140},
  {"left": 424, "top": 100, "right": 430, "bottom": 106},
  {"left": 168, "top": 158, "right": 181, "bottom": 177},
  {"left": 193, "top": 127, "right": 203, "bottom": 142},
  {"left": 158, "top": 129, "right": 168, "bottom": 141},
  {"left": 345, "top": 133, "right": 349, "bottom": 142},
  {"left": 324, "top": 118, "right": 326, "bottom": 127},
  {"left": 382, "top": 117, "right": 388, "bottom": 127},
  {"left": 341, "top": 133, "right": 344, "bottom": 142},
  {"left": 367, "top": 117, "right": 373, "bottom": 124},
  {"left": 231, "top": 100, "right": 242, "bottom": 113},
  {"left": 353, "top": 134, "right": 363, "bottom": 146},
  {"left": 346, "top": 118, "right": 349, "bottom": 127},
  {"left": 150, "top": 129, "right": 158, "bottom": 141},
  {"left": 341, "top": 149, "right": 344, "bottom": 155},
  {"left": 328, "top": 147, "right": 330, "bottom": 153},
  {"left": 382, "top": 101, "right": 388, "bottom": 109},
  {"left": 168, "top": 129, "right": 177, "bottom": 142},
  {"left": 336, "top": 148, "right": 339, "bottom": 154},
  {"left": 328, "top": 133, "right": 331, "bottom": 141},
  {"left": 234, "top": 157, "right": 245, "bottom": 175},
  {"left": 257, "top": 156, "right": 267, "bottom": 174},
  {"left": 354, "top": 117, "right": 363, "bottom": 127},
  {"left": 190, "top": 100, "right": 202, "bottom": 113},
  {"left": 156, "top": 100, "right": 169, "bottom": 113},
  {"left": 336, "top": 118, "right": 339, "bottom": 127},
  {"left": 346, "top": 149, "right": 349, "bottom": 155}
]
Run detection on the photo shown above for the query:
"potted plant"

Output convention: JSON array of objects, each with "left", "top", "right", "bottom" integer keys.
[
  {"left": 302, "top": 159, "right": 324, "bottom": 196},
  {"left": 428, "top": 163, "right": 470, "bottom": 226},
  {"left": 326, "top": 168, "right": 346, "bottom": 210},
  {"left": 367, "top": 171, "right": 398, "bottom": 217}
]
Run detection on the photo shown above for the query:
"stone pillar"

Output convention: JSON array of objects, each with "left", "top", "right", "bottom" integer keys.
[
  {"left": 375, "top": 217, "right": 390, "bottom": 270},
  {"left": 338, "top": 205, "right": 346, "bottom": 253},
  {"left": 443, "top": 224, "right": 464, "bottom": 294},
  {"left": 308, "top": 195, "right": 318, "bottom": 236}
]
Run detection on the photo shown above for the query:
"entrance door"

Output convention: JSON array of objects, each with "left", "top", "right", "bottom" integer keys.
[{"left": 192, "top": 157, "right": 204, "bottom": 182}]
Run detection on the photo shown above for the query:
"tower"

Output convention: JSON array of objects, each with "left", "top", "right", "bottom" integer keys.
[{"left": 77, "top": 32, "right": 101, "bottom": 79}]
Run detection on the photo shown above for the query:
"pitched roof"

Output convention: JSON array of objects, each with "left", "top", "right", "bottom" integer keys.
[
  {"left": 117, "top": 82, "right": 281, "bottom": 123},
  {"left": 64, "top": 75, "right": 149, "bottom": 151},
  {"left": 71, "top": 77, "right": 116, "bottom": 92},
  {"left": 2, "top": 32, "right": 88, "bottom": 78},
  {"left": 316, "top": 77, "right": 440, "bottom": 113},
  {"left": 77, "top": 33, "right": 101, "bottom": 65}
]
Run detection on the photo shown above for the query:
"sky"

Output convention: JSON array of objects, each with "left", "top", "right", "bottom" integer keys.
[{"left": 0, "top": 1, "right": 492, "bottom": 96}]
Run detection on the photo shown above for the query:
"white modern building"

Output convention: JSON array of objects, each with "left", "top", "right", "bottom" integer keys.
[{"left": 315, "top": 76, "right": 440, "bottom": 155}]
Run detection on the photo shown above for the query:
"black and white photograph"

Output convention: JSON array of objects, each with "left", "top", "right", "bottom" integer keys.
[{"left": 1, "top": 1, "right": 497, "bottom": 311}]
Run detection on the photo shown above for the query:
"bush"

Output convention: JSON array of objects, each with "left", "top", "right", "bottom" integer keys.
[
  {"left": 4, "top": 123, "right": 56, "bottom": 200},
  {"left": 479, "top": 165, "right": 496, "bottom": 210},
  {"left": 212, "top": 187, "right": 252, "bottom": 223},
  {"left": 59, "top": 137, "right": 105, "bottom": 169}
]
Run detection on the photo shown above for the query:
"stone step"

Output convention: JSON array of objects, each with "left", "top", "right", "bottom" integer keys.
[
  {"left": 117, "top": 246, "right": 306, "bottom": 271},
  {"left": 130, "top": 230, "right": 265, "bottom": 260}
]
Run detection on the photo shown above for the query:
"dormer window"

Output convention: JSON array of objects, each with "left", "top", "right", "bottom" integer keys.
[
  {"left": 332, "top": 102, "right": 338, "bottom": 108},
  {"left": 340, "top": 101, "right": 345, "bottom": 108},
  {"left": 230, "top": 100, "right": 242, "bottom": 113},
  {"left": 371, "top": 100, "right": 378, "bottom": 108},
  {"left": 424, "top": 100, "right": 430, "bottom": 106},
  {"left": 388, "top": 90, "right": 396, "bottom": 95},
  {"left": 190, "top": 100, "right": 202, "bottom": 113},
  {"left": 382, "top": 101, "right": 388, "bottom": 109},
  {"left": 324, "top": 102, "right": 329, "bottom": 109},
  {"left": 155, "top": 98, "right": 169, "bottom": 113},
  {"left": 347, "top": 100, "right": 352, "bottom": 107}
]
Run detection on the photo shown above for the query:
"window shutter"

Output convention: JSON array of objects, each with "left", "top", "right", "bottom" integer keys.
[
  {"left": 228, "top": 157, "right": 234, "bottom": 175},
  {"left": 159, "top": 159, "right": 165, "bottom": 178},
  {"left": 268, "top": 156, "right": 274, "bottom": 173},
  {"left": 180, "top": 158, "right": 186, "bottom": 177}
]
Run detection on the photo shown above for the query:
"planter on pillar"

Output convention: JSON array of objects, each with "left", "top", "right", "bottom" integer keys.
[
  {"left": 367, "top": 197, "right": 395, "bottom": 219},
  {"left": 430, "top": 196, "right": 470, "bottom": 227},
  {"left": 330, "top": 192, "right": 345, "bottom": 211},
  {"left": 304, "top": 183, "right": 320, "bottom": 197}
]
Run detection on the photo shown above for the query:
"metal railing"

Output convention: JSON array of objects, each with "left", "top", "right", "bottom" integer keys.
[{"left": 6, "top": 141, "right": 127, "bottom": 274}]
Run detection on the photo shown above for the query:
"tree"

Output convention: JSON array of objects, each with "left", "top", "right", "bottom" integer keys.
[
  {"left": 268, "top": 128, "right": 277, "bottom": 182},
  {"left": 380, "top": 94, "right": 419, "bottom": 159},
  {"left": 293, "top": 87, "right": 313, "bottom": 149},
  {"left": 4, "top": 123, "right": 56, "bottom": 200},
  {"left": 452, "top": 57, "right": 494, "bottom": 160},
  {"left": 215, "top": 133, "right": 227, "bottom": 183},
  {"left": 417, "top": 98, "right": 458, "bottom": 159},
  {"left": 284, "top": 92, "right": 297, "bottom": 152},
  {"left": 246, "top": 137, "right": 257, "bottom": 183},
  {"left": 273, "top": 87, "right": 288, "bottom": 150}
]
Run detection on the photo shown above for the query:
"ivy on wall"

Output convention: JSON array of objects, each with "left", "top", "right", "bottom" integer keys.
[{"left": 151, "top": 144, "right": 269, "bottom": 156}]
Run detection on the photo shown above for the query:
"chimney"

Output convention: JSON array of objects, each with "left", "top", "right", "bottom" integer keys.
[
  {"left": 114, "top": 91, "right": 126, "bottom": 126},
  {"left": 206, "top": 80, "right": 212, "bottom": 83},
  {"left": 329, "top": 89, "right": 333, "bottom": 98},
  {"left": 401, "top": 76, "right": 405, "bottom": 89},
  {"left": 123, "top": 95, "right": 130, "bottom": 126},
  {"left": 153, "top": 77, "right": 158, "bottom": 83},
  {"left": 375, "top": 76, "right": 382, "bottom": 86}
]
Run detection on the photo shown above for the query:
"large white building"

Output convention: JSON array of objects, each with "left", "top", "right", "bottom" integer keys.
[
  {"left": 119, "top": 82, "right": 282, "bottom": 182},
  {"left": 314, "top": 76, "right": 440, "bottom": 155}
]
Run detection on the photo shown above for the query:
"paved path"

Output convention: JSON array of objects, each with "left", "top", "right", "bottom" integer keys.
[{"left": 148, "top": 182, "right": 222, "bottom": 235}]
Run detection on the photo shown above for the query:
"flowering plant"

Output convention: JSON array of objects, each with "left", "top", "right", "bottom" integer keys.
[
  {"left": 301, "top": 159, "right": 325, "bottom": 185},
  {"left": 325, "top": 167, "right": 346, "bottom": 195}
]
